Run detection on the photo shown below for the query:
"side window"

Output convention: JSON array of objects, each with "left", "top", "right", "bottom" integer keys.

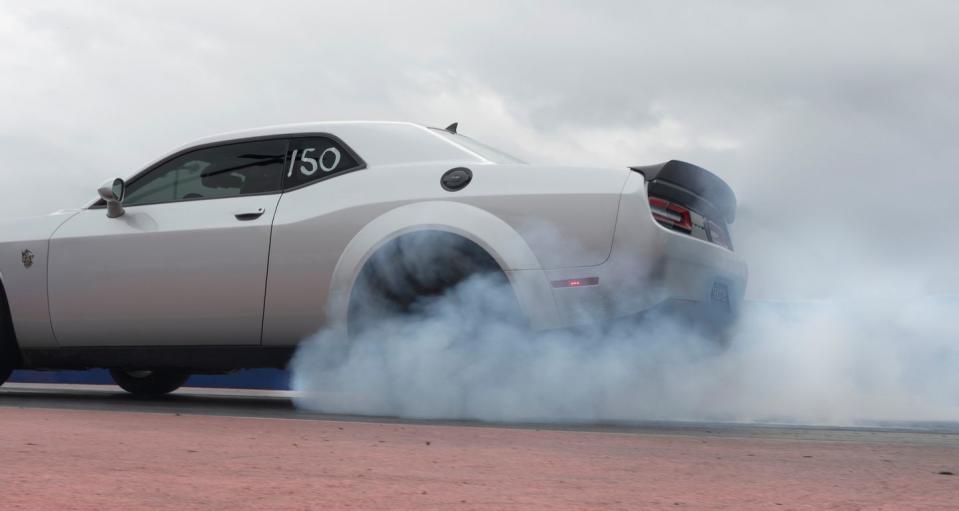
[
  {"left": 284, "top": 137, "right": 361, "bottom": 189},
  {"left": 124, "top": 139, "right": 287, "bottom": 206}
]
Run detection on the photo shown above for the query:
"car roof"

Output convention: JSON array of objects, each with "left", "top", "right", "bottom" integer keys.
[
  {"left": 187, "top": 121, "right": 424, "bottom": 146},
  {"left": 161, "top": 121, "right": 490, "bottom": 168}
]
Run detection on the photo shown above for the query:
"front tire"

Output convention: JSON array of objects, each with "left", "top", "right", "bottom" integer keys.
[
  {"left": 109, "top": 369, "right": 189, "bottom": 396},
  {"left": 1, "top": 286, "right": 19, "bottom": 387},
  {"left": 0, "top": 363, "right": 11, "bottom": 387}
]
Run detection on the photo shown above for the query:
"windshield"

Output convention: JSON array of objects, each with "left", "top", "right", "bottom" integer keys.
[{"left": 429, "top": 128, "right": 526, "bottom": 164}]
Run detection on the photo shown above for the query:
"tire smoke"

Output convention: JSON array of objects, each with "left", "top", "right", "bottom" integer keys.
[{"left": 291, "top": 233, "right": 959, "bottom": 426}]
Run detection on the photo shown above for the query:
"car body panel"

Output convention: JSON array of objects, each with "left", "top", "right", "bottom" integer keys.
[
  {"left": 545, "top": 172, "right": 747, "bottom": 326},
  {"left": 260, "top": 160, "right": 626, "bottom": 345},
  {"left": 0, "top": 211, "right": 78, "bottom": 349},
  {"left": 264, "top": 199, "right": 557, "bottom": 346},
  {"left": 47, "top": 194, "right": 280, "bottom": 346}
]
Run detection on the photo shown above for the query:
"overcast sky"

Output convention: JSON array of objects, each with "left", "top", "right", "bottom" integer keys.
[{"left": 1, "top": 1, "right": 957, "bottom": 298}]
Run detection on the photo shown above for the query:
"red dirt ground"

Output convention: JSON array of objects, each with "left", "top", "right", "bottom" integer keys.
[{"left": 1, "top": 408, "right": 957, "bottom": 510}]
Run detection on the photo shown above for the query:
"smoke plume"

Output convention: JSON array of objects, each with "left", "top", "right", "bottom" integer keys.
[{"left": 291, "top": 227, "right": 959, "bottom": 426}]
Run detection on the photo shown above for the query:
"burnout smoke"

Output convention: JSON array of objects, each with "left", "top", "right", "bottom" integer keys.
[{"left": 291, "top": 231, "right": 959, "bottom": 426}]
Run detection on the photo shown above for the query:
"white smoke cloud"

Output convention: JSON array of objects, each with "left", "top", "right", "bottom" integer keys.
[{"left": 291, "top": 232, "right": 959, "bottom": 426}]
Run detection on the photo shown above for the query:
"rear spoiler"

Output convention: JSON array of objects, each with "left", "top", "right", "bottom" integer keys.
[{"left": 630, "top": 160, "right": 737, "bottom": 223}]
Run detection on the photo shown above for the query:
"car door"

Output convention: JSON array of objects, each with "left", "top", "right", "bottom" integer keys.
[
  {"left": 260, "top": 134, "right": 369, "bottom": 346},
  {"left": 48, "top": 138, "right": 288, "bottom": 347}
]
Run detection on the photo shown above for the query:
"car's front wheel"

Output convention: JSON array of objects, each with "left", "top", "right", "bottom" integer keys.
[
  {"left": 0, "top": 363, "right": 11, "bottom": 387},
  {"left": 109, "top": 369, "right": 189, "bottom": 396},
  {"left": 0, "top": 339, "right": 15, "bottom": 386}
]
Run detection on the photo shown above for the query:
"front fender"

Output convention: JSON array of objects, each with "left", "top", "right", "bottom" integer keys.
[{"left": 0, "top": 211, "right": 79, "bottom": 351}]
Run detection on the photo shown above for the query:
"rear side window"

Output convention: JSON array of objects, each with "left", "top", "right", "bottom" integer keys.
[
  {"left": 124, "top": 139, "right": 287, "bottom": 206},
  {"left": 284, "top": 137, "right": 361, "bottom": 189}
]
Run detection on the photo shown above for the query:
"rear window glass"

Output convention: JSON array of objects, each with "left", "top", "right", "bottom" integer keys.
[
  {"left": 428, "top": 129, "right": 525, "bottom": 164},
  {"left": 283, "top": 137, "right": 362, "bottom": 189}
]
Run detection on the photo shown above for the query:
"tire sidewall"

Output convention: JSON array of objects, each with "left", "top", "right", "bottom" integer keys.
[{"left": 109, "top": 369, "right": 189, "bottom": 396}]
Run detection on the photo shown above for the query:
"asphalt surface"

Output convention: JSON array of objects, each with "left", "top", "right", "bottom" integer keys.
[
  {"left": 3, "top": 383, "right": 959, "bottom": 510},
  {"left": 2, "top": 382, "right": 958, "bottom": 444}
]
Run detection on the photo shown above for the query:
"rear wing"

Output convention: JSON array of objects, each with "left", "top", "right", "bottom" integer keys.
[{"left": 630, "top": 160, "right": 737, "bottom": 223}]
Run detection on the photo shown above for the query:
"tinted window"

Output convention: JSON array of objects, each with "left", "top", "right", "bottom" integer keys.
[
  {"left": 284, "top": 137, "right": 360, "bottom": 189},
  {"left": 124, "top": 140, "right": 287, "bottom": 206}
]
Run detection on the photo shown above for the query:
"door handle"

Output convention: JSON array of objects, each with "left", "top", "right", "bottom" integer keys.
[{"left": 234, "top": 208, "right": 265, "bottom": 221}]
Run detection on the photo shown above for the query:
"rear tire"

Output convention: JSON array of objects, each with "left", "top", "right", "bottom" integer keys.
[
  {"left": 347, "top": 231, "right": 523, "bottom": 337},
  {"left": 109, "top": 369, "right": 189, "bottom": 396}
]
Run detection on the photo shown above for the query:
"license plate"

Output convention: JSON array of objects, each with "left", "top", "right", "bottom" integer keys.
[{"left": 710, "top": 282, "right": 729, "bottom": 304}]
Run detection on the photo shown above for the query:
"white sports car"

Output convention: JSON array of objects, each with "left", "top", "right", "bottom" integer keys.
[{"left": 0, "top": 121, "right": 746, "bottom": 395}]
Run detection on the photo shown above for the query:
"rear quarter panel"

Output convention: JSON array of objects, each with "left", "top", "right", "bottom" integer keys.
[{"left": 262, "top": 162, "right": 629, "bottom": 345}]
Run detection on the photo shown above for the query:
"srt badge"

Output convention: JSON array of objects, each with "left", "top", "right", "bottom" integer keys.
[{"left": 21, "top": 249, "right": 34, "bottom": 268}]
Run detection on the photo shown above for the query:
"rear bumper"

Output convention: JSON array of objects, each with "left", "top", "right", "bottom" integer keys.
[{"left": 656, "top": 228, "right": 747, "bottom": 312}]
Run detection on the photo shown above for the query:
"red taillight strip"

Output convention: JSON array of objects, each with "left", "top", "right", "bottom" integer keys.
[
  {"left": 649, "top": 196, "right": 692, "bottom": 233},
  {"left": 551, "top": 277, "right": 600, "bottom": 288}
]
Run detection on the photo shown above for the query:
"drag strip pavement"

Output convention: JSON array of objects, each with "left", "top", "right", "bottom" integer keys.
[
  {"left": 1, "top": 382, "right": 300, "bottom": 420},
  {"left": 3, "top": 383, "right": 959, "bottom": 509},
  {"left": 2, "top": 382, "right": 959, "bottom": 442}
]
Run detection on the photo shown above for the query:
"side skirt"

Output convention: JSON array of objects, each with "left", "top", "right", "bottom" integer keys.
[{"left": 20, "top": 346, "right": 295, "bottom": 373}]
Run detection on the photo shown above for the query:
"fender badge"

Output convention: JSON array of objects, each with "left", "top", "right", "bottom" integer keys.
[{"left": 21, "top": 249, "right": 34, "bottom": 268}]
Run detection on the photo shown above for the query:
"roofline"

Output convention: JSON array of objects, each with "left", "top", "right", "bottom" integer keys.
[{"left": 184, "top": 120, "right": 425, "bottom": 148}]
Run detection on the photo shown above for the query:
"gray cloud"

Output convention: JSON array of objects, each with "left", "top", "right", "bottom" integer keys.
[{"left": 1, "top": 1, "right": 957, "bottom": 297}]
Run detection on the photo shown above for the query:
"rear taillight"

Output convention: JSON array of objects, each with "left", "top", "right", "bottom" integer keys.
[
  {"left": 648, "top": 196, "right": 692, "bottom": 233},
  {"left": 707, "top": 220, "right": 732, "bottom": 250},
  {"left": 649, "top": 195, "right": 733, "bottom": 250}
]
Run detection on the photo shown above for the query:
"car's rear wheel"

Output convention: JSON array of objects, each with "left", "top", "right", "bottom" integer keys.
[
  {"left": 109, "top": 369, "right": 189, "bottom": 396},
  {"left": 347, "top": 231, "right": 522, "bottom": 337}
]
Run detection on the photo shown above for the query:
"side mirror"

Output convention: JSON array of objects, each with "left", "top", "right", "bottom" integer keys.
[{"left": 97, "top": 178, "right": 126, "bottom": 218}]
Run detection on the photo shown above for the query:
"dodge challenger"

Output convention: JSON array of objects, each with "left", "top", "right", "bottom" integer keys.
[{"left": 0, "top": 121, "right": 746, "bottom": 395}]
